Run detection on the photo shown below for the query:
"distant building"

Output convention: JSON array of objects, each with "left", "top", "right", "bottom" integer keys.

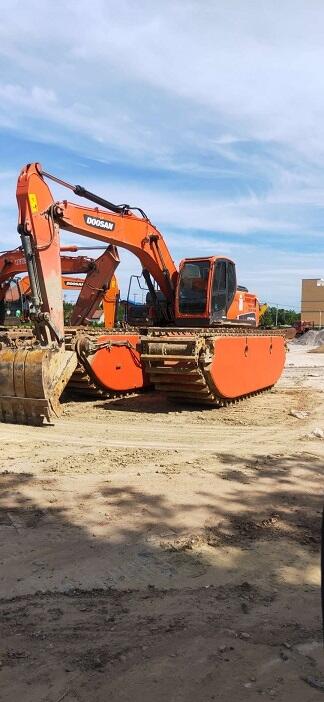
[{"left": 301, "top": 278, "right": 324, "bottom": 326}]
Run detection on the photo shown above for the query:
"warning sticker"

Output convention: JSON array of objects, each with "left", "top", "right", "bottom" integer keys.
[{"left": 28, "top": 193, "right": 38, "bottom": 213}]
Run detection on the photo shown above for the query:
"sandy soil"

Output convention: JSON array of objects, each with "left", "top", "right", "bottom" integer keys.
[{"left": 0, "top": 345, "right": 324, "bottom": 701}]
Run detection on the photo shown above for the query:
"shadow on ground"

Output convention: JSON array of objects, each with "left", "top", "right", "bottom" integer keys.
[{"left": 0, "top": 449, "right": 323, "bottom": 702}]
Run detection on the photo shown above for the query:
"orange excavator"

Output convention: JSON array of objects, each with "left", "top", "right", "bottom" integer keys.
[
  {"left": 0, "top": 163, "right": 285, "bottom": 424},
  {"left": 0, "top": 243, "right": 120, "bottom": 326},
  {"left": 0, "top": 245, "right": 90, "bottom": 324},
  {"left": 4, "top": 271, "right": 119, "bottom": 327},
  {"left": 3, "top": 273, "right": 88, "bottom": 314}
]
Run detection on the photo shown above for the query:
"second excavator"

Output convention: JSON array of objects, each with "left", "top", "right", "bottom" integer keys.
[
  {"left": 0, "top": 243, "right": 119, "bottom": 326},
  {"left": 0, "top": 163, "right": 285, "bottom": 424},
  {"left": 4, "top": 271, "right": 119, "bottom": 327}
]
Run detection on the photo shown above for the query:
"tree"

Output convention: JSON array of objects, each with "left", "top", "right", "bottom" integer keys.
[
  {"left": 63, "top": 301, "right": 74, "bottom": 324},
  {"left": 259, "top": 308, "right": 273, "bottom": 327},
  {"left": 260, "top": 306, "right": 300, "bottom": 327}
]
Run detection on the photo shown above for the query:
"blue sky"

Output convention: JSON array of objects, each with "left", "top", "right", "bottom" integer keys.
[{"left": 1, "top": 1, "right": 324, "bottom": 308}]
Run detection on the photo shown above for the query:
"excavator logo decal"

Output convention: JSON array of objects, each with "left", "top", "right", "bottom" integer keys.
[
  {"left": 64, "top": 281, "right": 83, "bottom": 287},
  {"left": 84, "top": 215, "right": 115, "bottom": 232}
]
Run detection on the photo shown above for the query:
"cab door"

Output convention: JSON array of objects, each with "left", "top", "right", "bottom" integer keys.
[{"left": 210, "top": 259, "right": 236, "bottom": 322}]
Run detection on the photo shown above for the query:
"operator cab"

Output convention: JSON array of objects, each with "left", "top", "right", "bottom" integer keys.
[{"left": 175, "top": 256, "right": 237, "bottom": 327}]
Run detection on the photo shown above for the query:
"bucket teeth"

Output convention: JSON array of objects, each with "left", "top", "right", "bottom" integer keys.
[{"left": 0, "top": 397, "right": 51, "bottom": 425}]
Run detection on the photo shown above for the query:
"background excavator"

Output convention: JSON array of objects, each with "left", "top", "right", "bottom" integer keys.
[
  {"left": 0, "top": 243, "right": 119, "bottom": 327},
  {"left": 0, "top": 163, "right": 285, "bottom": 424},
  {"left": 4, "top": 271, "right": 119, "bottom": 327},
  {"left": 0, "top": 245, "right": 91, "bottom": 325}
]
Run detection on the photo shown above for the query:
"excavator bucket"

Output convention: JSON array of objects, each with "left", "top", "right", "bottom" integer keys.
[{"left": 0, "top": 344, "right": 78, "bottom": 425}]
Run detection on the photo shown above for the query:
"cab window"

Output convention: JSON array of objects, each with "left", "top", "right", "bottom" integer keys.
[
  {"left": 211, "top": 261, "right": 227, "bottom": 313},
  {"left": 178, "top": 261, "right": 210, "bottom": 314},
  {"left": 227, "top": 261, "right": 236, "bottom": 305}
]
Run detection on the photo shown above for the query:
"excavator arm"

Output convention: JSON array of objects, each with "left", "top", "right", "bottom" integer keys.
[
  {"left": 70, "top": 245, "right": 120, "bottom": 326},
  {"left": 16, "top": 163, "right": 177, "bottom": 344}
]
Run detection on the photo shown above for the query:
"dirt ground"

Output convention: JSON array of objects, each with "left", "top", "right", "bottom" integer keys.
[{"left": 0, "top": 344, "right": 324, "bottom": 701}]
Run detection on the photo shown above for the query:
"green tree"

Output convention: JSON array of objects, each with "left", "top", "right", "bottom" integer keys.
[
  {"left": 260, "top": 308, "right": 274, "bottom": 327},
  {"left": 63, "top": 301, "right": 74, "bottom": 324},
  {"left": 260, "top": 306, "right": 300, "bottom": 327}
]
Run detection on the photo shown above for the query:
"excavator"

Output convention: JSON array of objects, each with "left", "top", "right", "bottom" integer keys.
[
  {"left": 4, "top": 271, "right": 119, "bottom": 327},
  {"left": 0, "top": 243, "right": 119, "bottom": 326},
  {"left": 0, "top": 163, "right": 285, "bottom": 424},
  {"left": 0, "top": 244, "right": 90, "bottom": 325},
  {"left": 3, "top": 273, "right": 88, "bottom": 319}
]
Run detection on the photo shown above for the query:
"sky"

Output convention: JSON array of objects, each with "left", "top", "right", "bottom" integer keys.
[{"left": 1, "top": 1, "right": 324, "bottom": 308}]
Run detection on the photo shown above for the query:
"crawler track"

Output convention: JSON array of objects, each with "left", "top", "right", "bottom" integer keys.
[{"left": 141, "top": 326, "right": 285, "bottom": 406}]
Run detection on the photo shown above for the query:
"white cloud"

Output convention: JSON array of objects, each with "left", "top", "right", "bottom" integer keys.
[
  {"left": 0, "top": 1, "right": 324, "bottom": 308},
  {"left": 2, "top": 1, "right": 324, "bottom": 166}
]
